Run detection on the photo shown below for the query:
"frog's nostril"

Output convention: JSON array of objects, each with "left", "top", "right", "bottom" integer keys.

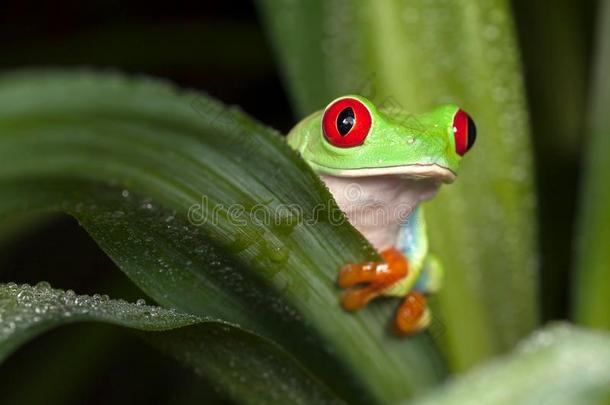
[{"left": 452, "top": 109, "right": 476, "bottom": 156}]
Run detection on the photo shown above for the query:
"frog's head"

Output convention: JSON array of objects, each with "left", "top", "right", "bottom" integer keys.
[{"left": 287, "top": 95, "right": 476, "bottom": 182}]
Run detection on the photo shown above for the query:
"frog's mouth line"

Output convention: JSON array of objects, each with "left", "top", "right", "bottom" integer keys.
[{"left": 316, "top": 164, "right": 456, "bottom": 183}]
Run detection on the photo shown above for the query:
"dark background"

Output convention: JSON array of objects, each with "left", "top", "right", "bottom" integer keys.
[{"left": 0, "top": 1, "right": 598, "bottom": 403}]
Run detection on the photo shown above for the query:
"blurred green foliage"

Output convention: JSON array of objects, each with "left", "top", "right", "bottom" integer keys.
[
  {"left": 574, "top": 0, "right": 610, "bottom": 329},
  {"left": 0, "top": 1, "right": 608, "bottom": 404}
]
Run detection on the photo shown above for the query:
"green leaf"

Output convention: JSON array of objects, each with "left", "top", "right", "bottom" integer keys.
[
  {"left": 512, "top": 0, "right": 590, "bottom": 321},
  {"left": 573, "top": 0, "right": 610, "bottom": 329},
  {"left": 0, "top": 282, "right": 198, "bottom": 361},
  {"left": 512, "top": 0, "right": 588, "bottom": 156},
  {"left": 258, "top": 0, "right": 539, "bottom": 369},
  {"left": 0, "top": 70, "right": 445, "bottom": 403},
  {"left": 411, "top": 324, "right": 610, "bottom": 405},
  {"left": 0, "top": 282, "right": 339, "bottom": 404}
]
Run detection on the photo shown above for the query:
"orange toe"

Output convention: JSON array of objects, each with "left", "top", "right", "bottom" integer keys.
[
  {"left": 338, "top": 248, "right": 409, "bottom": 311},
  {"left": 341, "top": 283, "right": 385, "bottom": 311},
  {"left": 338, "top": 261, "right": 387, "bottom": 288},
  {"left": 394, "top": 291, "right": 430, "bottom": 336}
]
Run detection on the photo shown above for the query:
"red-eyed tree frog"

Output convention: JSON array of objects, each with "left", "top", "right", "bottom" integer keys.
[{"left": 287, "top": 95, "right": 476, "bottom": 335}]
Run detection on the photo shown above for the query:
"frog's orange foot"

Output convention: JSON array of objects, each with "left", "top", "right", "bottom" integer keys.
[
  {"left": 394, "top": 291, "right": 430, "bottom": 336},
  {"left": 338, "top": 247, "right": 408, "bottom": 311}
]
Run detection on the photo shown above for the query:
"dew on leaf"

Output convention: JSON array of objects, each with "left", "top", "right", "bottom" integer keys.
[
  {"left": 0, "top": 282, "right": 201, "bottom": 343},
  {"left": 35, "top": 281, "right": 51, "bottom": 290}
]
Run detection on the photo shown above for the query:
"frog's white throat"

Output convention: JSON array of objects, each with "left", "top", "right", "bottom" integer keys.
[{"left": 320, "top": 174, "right": 441, "bottom": 251}]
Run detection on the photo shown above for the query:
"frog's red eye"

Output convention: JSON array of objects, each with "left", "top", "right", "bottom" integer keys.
[
  {"left": 452, "top": 109, "right": 477, "bottom": 156},
  {"left": 322, "top": 97, "right": 372, "bottom": 148}
]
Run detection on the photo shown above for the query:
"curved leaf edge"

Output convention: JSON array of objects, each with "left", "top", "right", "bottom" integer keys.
[{"left": 0, "top": 281, "right": 343, "bottom": 405}]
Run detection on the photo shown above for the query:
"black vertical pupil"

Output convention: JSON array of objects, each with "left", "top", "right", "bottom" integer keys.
[
  {"left": 466, "top": 116, "right": 477, "bottom": 150},
  {"left": 337, "top": 107, "right": 355, "bottom": 136}
]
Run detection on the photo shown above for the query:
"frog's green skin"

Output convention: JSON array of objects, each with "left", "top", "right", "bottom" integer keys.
[
  {"left": 287, "top": 95, "right": 468, "bottom": 298},
  {"left": 288, "top": 95, "right": 460, "bottom": 181}
]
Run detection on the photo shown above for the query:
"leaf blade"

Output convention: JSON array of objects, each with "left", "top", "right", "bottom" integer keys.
[
  {"left": 573, "top": 0, "right": 610, "bottom": 329},
  {"left": 0, "top": 282, "right": 341, "bottom": 405},
  {"left": 411, "top": 324, "right": 610, "bottom": 405},
  {"left": 0, "top": 70, "right": 445, "bottom": 403}
]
